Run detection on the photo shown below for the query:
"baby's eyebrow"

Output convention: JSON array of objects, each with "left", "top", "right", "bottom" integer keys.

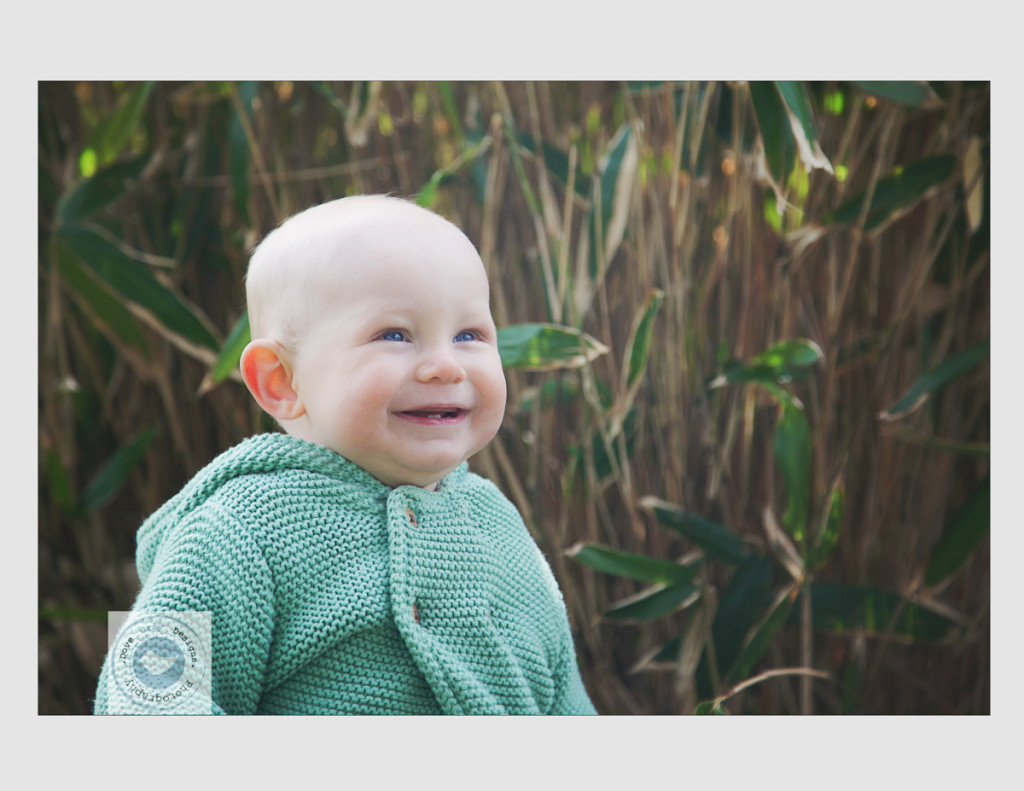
[{"left": 364, "top": 310, "right": 411, "bottom": 325}]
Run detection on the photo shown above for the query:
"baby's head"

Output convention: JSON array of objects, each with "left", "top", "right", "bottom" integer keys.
[{"left": 241, "top": 195, "right": 507, "bottom": 489}]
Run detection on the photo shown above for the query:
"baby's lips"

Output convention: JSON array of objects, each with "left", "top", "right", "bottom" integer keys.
[
  {"left": 397, "top": 403, "right": 469, "bottom": 416},
  {"left": 400, "top": 408, "right": 466, "bottom": 419},
  {"left": 393, "top": 404, "right": 472, "bottom": 426}
]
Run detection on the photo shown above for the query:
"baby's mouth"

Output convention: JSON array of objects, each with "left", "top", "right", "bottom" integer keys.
[{"left": 397, "top": 407, "right": 467, "bottom": 423}]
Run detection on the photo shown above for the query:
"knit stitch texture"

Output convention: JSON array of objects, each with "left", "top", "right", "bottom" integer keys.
[{"left": 93, "top": 433, "right": 596, "bottom": 715}]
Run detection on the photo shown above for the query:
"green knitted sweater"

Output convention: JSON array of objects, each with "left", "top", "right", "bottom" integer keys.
[{"left": 93, "top": 433, "right": 596, "bottom": 715}]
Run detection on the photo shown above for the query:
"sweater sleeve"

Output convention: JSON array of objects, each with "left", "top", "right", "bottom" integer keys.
[
  {"left": 549, "top": 624, "right": 598, "bottom": 715},
  {"left": 93, "top": 502, "right": 275, "bottom": 715}
]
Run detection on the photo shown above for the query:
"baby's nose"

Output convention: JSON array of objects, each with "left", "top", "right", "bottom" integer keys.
[{"left": 416, "top": 350, "right": 466, "bottom": 383}]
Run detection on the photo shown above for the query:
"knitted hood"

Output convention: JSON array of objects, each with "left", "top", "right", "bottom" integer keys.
[{"left": 135, "top": 433, "right": 398, "bottom": 584}]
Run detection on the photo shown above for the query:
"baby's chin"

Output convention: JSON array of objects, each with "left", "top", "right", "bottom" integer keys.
[
  {"left": 374, "top": 471, "right": 449, "bottom": 490},
  {"left": 370, "top": 439, "right": 500, "bottom": 489},
  {"left": 357, "top": 456, "right": 460, "bottom": 490}
]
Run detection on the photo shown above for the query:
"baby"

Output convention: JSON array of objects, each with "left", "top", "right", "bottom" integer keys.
[{"left": 93, "top": 195, "right": 596, "bottom": 715}]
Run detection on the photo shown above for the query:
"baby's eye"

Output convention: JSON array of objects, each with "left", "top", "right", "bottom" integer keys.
[
  {"left": 380, "top": 330, "right": 409, "bottom": 342},
  {"left": 454, "top": 330, "right": 479, "bottom": 342}
]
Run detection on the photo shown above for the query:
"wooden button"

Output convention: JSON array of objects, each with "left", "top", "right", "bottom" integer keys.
[
  {"left": 412, "top": 603, "right": 420, "bottom": 624},
  {"left": 405, "top": 508, "right": 417, "bottom": 527}
]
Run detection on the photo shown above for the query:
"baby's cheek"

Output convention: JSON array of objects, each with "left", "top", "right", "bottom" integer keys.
[
  {"left": 480, "top": 361, "right": 507, "bottom": 414},
  {"left": 355, "top": 377, "right": 399, "bottom": 417},
  {"left": 335, "top": 381, "right": 398, "bottom": 449},
  {"left": 476, "top": 367, "right": 507, "bottom": 440}
]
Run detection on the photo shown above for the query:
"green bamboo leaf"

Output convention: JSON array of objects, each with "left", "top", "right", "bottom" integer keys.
[
  {"left": 415, "top": 172, "right": 445, "bottom": 208},
  {"left": 756, "top": 380, "right": 803, "bottom": 410},
  {"left": 641, "top": 496, "right": 749, "bottom": 565},
  {"left": 825, "top": 155, "right": 958, "bottom": 231},
  {"left": 605, "top": 582, "right": 699, "bottom": 622},
  {"left": 775, "top": 81, "right": 833, "bottom": 174},
  {"left": 924, "top": 475, "right": 990, "bottom": 585},
  {"left": 56, "top": 155, "right": 150, "bottom": 224},
  {"left": 749, "top": 81, "right": 796, "bottom": 187},
  {"left": 417, "top": 133, "right": 492, "bottom": 208},
  {"left": 851, "top": 81, "right": 940, "bottom": 108},
  {"left": 880, "top": 339, "right": 989, "bottom": 420},
  {"left": 497, "top": 323, "right": 608, "bottom": 370},
  {"left": 625, "top": 289, "right": 665, "bottom": 391},
  {"left": 597, "top": 123, "right": 634, "bottom": 233},
  {"left": 82, "top": 81, "right": 154, "bottom": 169},
  {"left": 209, "top": 311, "right": 251, "bottom": 385},
  {"left": 519, "top": 377, "right": 580, "bottom": 413},
  {"left": 515, "top": 131, "right": 589, "bottom": 198},
  {"left": 647, "top": 634, "right": 683, "bottom": 664},
  {"left": 54, "top": 238, "right": 149, "bottom": 357},
  {"left": 726, "top": 583, "right": 799, "bottom": 684},
  {"left": 709, "top": 338, "right": 822, "bottom": 412},
  {"left": 796, "top": 582, "right": 959, "bottom": 642},
  {"left": 79, "top": 426, "right": 159, "bottom": 514},
  {"left": 751, "top": 338, "right": 823, "bottom": 370},
  {"left": 631, "top": 596, "right": 715, "bottom": 678},
  {"left": 720, "top": 338, "right": 823, "bottom": 387},
  {"left": 57, "top": 222, "right": 219, "bottom": 351},
  {"left": 714, "top": 83, "right": 756, "bottom": 153},
  {"left": 773, "top": 404, "right": 812, "bottom": 542},
  {"left": 694, "top": 700, "right": 727, "bottom": 715},
  {"left": 776, "top": 82, "right": 820, "bottom": 148},
  {"left": 710, "top": 555, "right": 775, "bottom": 678},
  {"left": 567, "top": 543, "right": 696, "bottom": 586},
  {"left": 587, "top": 123, "right": 637, "bottom": 276}
]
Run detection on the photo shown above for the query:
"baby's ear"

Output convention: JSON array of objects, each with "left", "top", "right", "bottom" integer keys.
[{"left": 240, "top": 340, "right": 305, "bottom": 421}]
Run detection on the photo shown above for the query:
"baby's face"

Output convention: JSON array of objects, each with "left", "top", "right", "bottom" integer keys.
[{"left": 287, "top": 208, "right": 506, "bottom": 488}]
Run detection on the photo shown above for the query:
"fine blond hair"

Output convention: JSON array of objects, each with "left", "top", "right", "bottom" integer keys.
[{"left": 246, "top": 195, "right": 475, "bottom": 349}]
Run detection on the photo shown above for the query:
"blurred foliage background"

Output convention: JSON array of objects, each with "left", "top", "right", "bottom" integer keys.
[{"left": 39, "top": 80, "right": 989, "bottom": 715}]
